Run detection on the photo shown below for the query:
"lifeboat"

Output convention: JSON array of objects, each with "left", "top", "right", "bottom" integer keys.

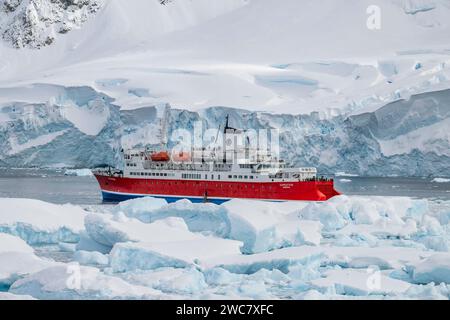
[
  {"left": 172, "top": 151, "right": 191, "bottom": 162},
  {"left": 150, "top": 151, "right": 170, "bottom": 162}
]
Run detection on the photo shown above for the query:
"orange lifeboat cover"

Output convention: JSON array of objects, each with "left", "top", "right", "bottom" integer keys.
[
  {"left": 151, "top": 151, "right": 170, "bottom": 162},
  {"left": 172, "top": 151, "right": 191, "bottom": 162}
]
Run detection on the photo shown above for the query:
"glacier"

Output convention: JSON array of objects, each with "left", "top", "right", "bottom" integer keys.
[{"left": 0, "top": 85, "right": 449, "bottom": 177}]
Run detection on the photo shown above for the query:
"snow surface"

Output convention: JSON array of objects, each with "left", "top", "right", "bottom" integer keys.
[
  {"left": 0, "top": 198, "right": 86, "bottom": 244},
  {"left": 1, "top": 196, "right": 450, "bottom": 299},
  {"left": 85, "top": 213, "right": 203, "bottom": 247}
]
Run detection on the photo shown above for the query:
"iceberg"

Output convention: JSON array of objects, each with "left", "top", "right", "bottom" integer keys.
[{"left": 0, "top": 198, "right": 86, "bottom": 244}]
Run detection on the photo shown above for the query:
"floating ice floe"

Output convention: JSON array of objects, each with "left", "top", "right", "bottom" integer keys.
[
  {"left": 432, "top": 178, "right": 450, "bottom": 183},
  {"left": 0, "top": 233, "right": 58, "bottom": 287},
  {"left": 63, "top": 169, "right": 93, "bottom": 177},
  {"left": 85, "top": 213, "right": 202, "bottom": 247},
  {"left": 0, "top": 198, "right": 86, "bottom": 244},
  {"left": 110, "top": 238, "right": 243, "bottom": 273},
  {"left": 9, "top": 265, "right": 162, "bottom": 300}
]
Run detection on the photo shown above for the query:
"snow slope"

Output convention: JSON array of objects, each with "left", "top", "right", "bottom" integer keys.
[
  {"left": 0, "top": 0, "right": 450, "bottom": 114},
  {"left": 0, "top": 0, "right": 449, "bottom": 175}
]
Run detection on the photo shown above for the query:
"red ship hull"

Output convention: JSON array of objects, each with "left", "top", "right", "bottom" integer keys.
[{"left": 94, "top": 174, "right": 340, "bottom": 203}]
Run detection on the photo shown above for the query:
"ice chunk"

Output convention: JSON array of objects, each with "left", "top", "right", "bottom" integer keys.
[
  {"left": 334, "top": 219, "right": 418, "bottom": 240},
  {"left": 85, "top": 213, "right": 202, "bottom": 247},
  {"left": 223, "top": 199, "right": 315, "bottom": 253},
  {"left": 58, "top": 242, "right": 77, "bottom": 253},
  {"left": 311, "top": 268, "right": 412, "bottom": 296},
  {"left": 74, "top": 250, "right": 109, "bottom": 266},
  {"left": 203, "top": 268, "right": 244, "bottom": 286},
  {"left": 298, "top": 196, "right": 429, "bottom": 232},
  {"left": 75, "top": 231, "right": 111, "bottom": 254},
  {"left": 10, "top": 265, "right": 161, "bottom": 300},
  {"left": 0, "top": 252, "right": 57, "bottom": 287},
  {"left": 112, "top": 197, "right": 168, "bottom": 219},
  {"left": 119, "top": 198, "right": 231, "bottom": 237},
  {"left": 206, "top": 246, "right": 326, "bottom": 274},
  {"left": 0, "top": 198, "right": 86, "bottom": 244},
  {"left": 298, "top": 201, "right": 348, "bottom": 231},
  {"left": 275, "top": 220, "right": 322, "bottom": 246},
  {"left": 118, "top": 267, "right": 207, "bottom": 295},
  {"left": 411, "top": 254, "right": 450, "bottom": 284},
  {"left": 206, "top": 245, "right": 430, "bottom": 275},
  {"left": 110, "top": 238, "right": 242, "bottom": 273},
  {"left": 237, "top": 280, "right": 271, "bottom": 299},
  {"left": 0, "top": 233, "right": 58, "bottom": 286},
  {"left": 402, "top": 283, "right": 450, "bottom": 300}
]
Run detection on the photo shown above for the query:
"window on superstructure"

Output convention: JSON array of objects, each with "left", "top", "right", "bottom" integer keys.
[
  {"left": 228, "top": 175, "right": 232, "bottom": 179},
  {"left": 244, "top": 176, "right": 248, "bottom": 179},
  {"left": 233, "top": 175, "right": 237, "bottom": 179},
  {"left": 238, "top": 175, "right": 242, "bottom": 179}
]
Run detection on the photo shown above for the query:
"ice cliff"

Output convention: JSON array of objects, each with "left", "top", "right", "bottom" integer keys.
[{"left": 0, "top": 84, "right": 449, "bottom": 176}]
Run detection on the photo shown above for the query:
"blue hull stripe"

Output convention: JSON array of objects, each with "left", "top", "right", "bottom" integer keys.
[{"left": 101, "top": 191, "right": 229, "bottom": 204}]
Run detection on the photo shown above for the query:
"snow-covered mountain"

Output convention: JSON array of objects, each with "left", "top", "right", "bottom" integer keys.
[
  {"left": 0, "top": 0, "right": 449, "bottom": 176},
  {"left": 0, "top": 0, "right": 103, "bottom": 48}
]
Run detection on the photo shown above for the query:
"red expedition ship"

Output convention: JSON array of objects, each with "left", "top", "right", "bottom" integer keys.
[{"left": 94, "top": 117, "right": 340, "bottom": 203}]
